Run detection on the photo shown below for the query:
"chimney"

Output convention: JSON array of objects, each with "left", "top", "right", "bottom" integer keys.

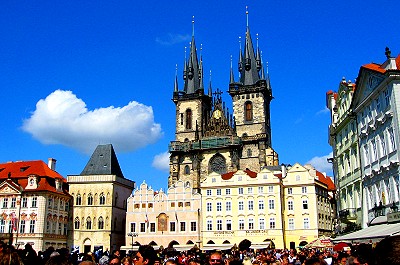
[{"left": 48, "top": 158, "right": 57, "bottom": 171}]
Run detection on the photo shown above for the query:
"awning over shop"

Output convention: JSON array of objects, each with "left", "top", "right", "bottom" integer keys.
[
  {"left": 174, "top": 244, "right": 195, "bottom": 251},
  {"left": 332, "top": 223, "right": 400, "bottom": 244},
  {"left": 250, "top": 242, "right": 271, "bottom": 249},
  {"left": 202, "top": 244, "right": 234, "bottom": 251}
]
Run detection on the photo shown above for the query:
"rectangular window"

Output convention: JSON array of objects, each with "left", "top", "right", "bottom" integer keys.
[
  {"left": 170, "top": 202, "right": 175, "bottom": 208},
  {"left": 10, "top": 198, "right": 16, "bottom": 208},
  {"left": 268, "top": 186, "right": 274, "bottom": 193},
  {"left": 0, "top": 220, "right": 4, "bottom": 233},
  {"left": 248, "top": 200, "right": 254, "bottom": 210},
  {"left": 226, "top": 201, "right": 231, "bottom": 211},
  {"left": 216, "top": 202, "right": 222, "bottom": 211},
  {"left": 238, "top": 201, "right": 244, "bottom": 211},
  {"left": 22, "top": 198, "right": 27, "bottom": 208},
  {"left": 170, "top": 222, "right": 176, "bottom": 232},
  {"left": 207, "top": 220, "right": 212, "bottom": 231},
  {"left": 258, "top": 200, "right": 264, "bottom": 210},
  {"left": 248, "top": 187, "right": 253, "bottom": 194},
  {"left": 58, "top": 223, "right": 62, "bottom": 235},
  {"left": 258, "top": 187, "right": 263, "bottom": 194},
  {"left": 303, "top": 200, "right": 308, "bottom": 210},
  {"left": 178, "top": 202, "right": 183, "bottom": 207},
  {"left": 268, "top": 199, "right": 275, "bottom": 210},
  {"left": 384, "top": 89, "right": 390, "bottom": 106},
  {"left": 19, "top": 220, "right": 25, "bottom": 234},
  {"left": 207, "top": 202, "right": 212, "bottom": 212},
  {"left": 302, "top": 187, "right": 307, "bottom": 194},
  {"left": 289, "top": 218, "right": 295, "bottom": 230},
  {"left": 248, "top": 218, "right": 254, "bottom": 229},
  {"left": 180, "top": 222, "right": 186, "bottom": 232},
  {"left": 239, "top": 219, "right": 244, "bottom": 230},
  {"left": 226, "top": 220, "right": 232, "bottom": 230},
  {"left": 216, "top": 189, "right": 221, "bottom": 195},
  {"left": 29, "top": 220, "right": 35, "bottom": 233},
  {"left": 130, "top": 222, "right": 136, "bottom": 232},
  {"left": 185, "top": 202, "right": 190, "bottom": 207},
  {"left": 238, "top": 188, "right": 244, "bottom": 194},
  {"left": 259, "top": 218, "right": 265, "bottom": 230},
  {"left": 46, "top": 221, "right": 51, "bottom": 233},
  {"left": 288, "top": 201, "right": 294, "bottom": 211},
  {"left": 8, "top": 221, "right": 12, "bottom": 233},
  {"left": 140, "top": 223, "right": 146, "bottom": 232},
  {"left": 269, "top": 218, "right": 275, "bottom": 229},
  {"left": 304, "top": 218, "right": 310, "bottom": 229},
  {"left": 150, "top": 223, "right": 156, "bottom": 232},
  {"left": 64, "top": 225, "right": 67, "bottom": 236},
  {"left": 217, "top": 220, "right": 222, "bottom": 230},
  {"left": 207, "top": 189, "right": 212, "bottom": 196},
  {"left": 32, "top": 197, "right": 37, "bottom": 208},
  {"left": 225, "top": 189, "right": 231, "bottom": 195},
  {"left": 48, "top": 198, "right": 53, "bottom": 208},
  {"left": 287, "top": 187, "right": 293, "bottom": 194},
  {"left": 191, "top": 221, "right": 196, "bottom": 232},
  {"left": 2, "top": 198, "right": 8, "bottom": 208}
]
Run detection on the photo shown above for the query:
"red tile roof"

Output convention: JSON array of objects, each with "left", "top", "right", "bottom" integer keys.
[
  {"left": 0, "top": 160, "right": 69, "bottom": 195},
  {"left": 316, "top": 170, "right": 335, "bottom": 191},
  {"left": 362, "top": 54, "right": 400, "bottom": 74},
  {"left": 221, "top": 168, "right": 258, "bottom": 180}
]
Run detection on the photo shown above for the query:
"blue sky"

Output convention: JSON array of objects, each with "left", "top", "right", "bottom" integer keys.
[{"left": 1, "top": 0, "right": 400, "bottom": 190}]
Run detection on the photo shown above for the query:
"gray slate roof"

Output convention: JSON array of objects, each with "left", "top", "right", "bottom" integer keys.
[{"left": 80, "top": 144, "right": 125, "bottom": 178}]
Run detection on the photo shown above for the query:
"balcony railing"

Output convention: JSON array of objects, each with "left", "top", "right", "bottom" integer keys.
[{"left": 169, "top": 136, "right": 241, "bottom": 152}]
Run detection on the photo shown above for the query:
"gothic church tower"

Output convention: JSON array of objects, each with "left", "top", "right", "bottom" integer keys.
[{"left": 169, "top": 13, "right": 279, "bottom": 190}]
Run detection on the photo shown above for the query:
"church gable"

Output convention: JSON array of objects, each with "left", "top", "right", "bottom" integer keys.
[{"left": 0, "top": 180, "right": 22, "bottom": 195}]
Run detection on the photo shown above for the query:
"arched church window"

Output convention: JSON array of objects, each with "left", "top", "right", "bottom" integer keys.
[
  {"left": 208, "top": 154, "right": 227, "bottom": 174},
  {"left": 98, "top": 216, "right": 104, "bottom": 229},
  {"left": 99, "top": 193, "right": 106, "bottom": 205},
  {"left": 74, "top": 217, "right": 80, "bottom": 229},
  {"left": 86, "top": 217, "right": 92, "bottom": 229},
  {"left": 184, "top": 165, "right": 190, "bottom": 175},
  {"left": 87, "top": 193, "right": 93, "bottom": 205},
  {"left": 245, "top": 102, "right": 253, "bottom": 121},
  {"left": 186, "top": 109, "right": 192, "bottom": 130},
  {"left": 76, "top": 194, "right": 82, "bottom": 206}
]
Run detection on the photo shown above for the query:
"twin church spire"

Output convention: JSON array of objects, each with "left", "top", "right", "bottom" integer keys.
[{"left": 174, "top": 8, "right": 269, "bottom": 96}]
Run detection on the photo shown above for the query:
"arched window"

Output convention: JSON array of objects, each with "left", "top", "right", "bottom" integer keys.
[
  {"left": 98, "top": 216, "right": 104, "bottom": 229},
  {"left": 184, "top": 165, "right": 190, "bottom": 175},
  {"left": 186, "top": 109, "right": 192, "bottom": 130},
  {"left": 74, "top": 217, "right": 80, "bottom": 229},
  {"left": 99, "top": 193, "right": 106, "bottom": 205},
  {"left": 87, "top": 193, "right": 93, "bottom": 205},
  {"left": 245, "top": 102, "right": 253, "bottom": 121},
  {"left": 86, "top": 217, "right": 92, "bottom": 229},
  {"left": 76, "top": 194, "right": 82, "bottom": 206},
  {"left": 208, "top": 154, "right": 227, "bottom": 174}
]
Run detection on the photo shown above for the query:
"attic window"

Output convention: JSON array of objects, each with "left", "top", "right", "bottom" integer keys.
[
  {"left": 20, "top": 166, "right": 29, "bottom": 172},
  {"left": 0, "top": 168, "right": 4, "bottom": 173},
  {"left": 99, "top": 154, "right": 104, "bottom": 157},
  {"left": 103, "top": 164, "right": 107, "bottom": 168}
]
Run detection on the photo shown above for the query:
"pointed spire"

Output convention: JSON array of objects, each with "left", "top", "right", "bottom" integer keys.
[
  {"left": 183, "top": 46, "right": 187, "bottom": 81},
  {"left": 239, "top": 6, "right": 260, "bottom": 85},
  {"left": 230, "top": 55, "right": 235, "bottom": 84},
  {"left": 260, "top": 51, "right": 265, "bottom": 80},
  {"left": 199, "top": 44, "right": 204, "bottom": 89},
  {"left": 238, "top": 36, "right": 243, "bottom": 72},
  {"left": 256, "top": 33, "right": 262, "bottom": 71},
  {"left": 208, "top": 70, "right": 213, "bottom": 96},
  {"left": 174, "top": 64, "right": 179, "bottom": 92},
  {"left": 184, "top": 16, "right": 201, "bottom": 94}
]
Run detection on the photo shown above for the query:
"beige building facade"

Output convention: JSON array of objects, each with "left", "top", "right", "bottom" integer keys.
[
  {"left": 0, "top": 159, "right": 71, "bottom": 252},
  {"left": 123, "top": 180, "right": 201, "bottom": 251},
  {"left": 68, "top": 144, "right": 134, "bottom": 253}
]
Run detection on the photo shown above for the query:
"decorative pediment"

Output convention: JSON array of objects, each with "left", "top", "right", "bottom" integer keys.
[
  {"left": 352, "top": 69, "right": 385, "bottom": 109},
  {"left": 0, "top": 180, "right": 22, "bottom": 195}
]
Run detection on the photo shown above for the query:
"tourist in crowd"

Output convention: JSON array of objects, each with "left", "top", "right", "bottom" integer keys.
[
  {"left": 122, "top": 256, "right": 133, "bottom": 265},
  {"left": 133, "top": 245, "right": 157, "bottom": 265},
  {"left": 373, "top": 235, "right": 400, "bottom": 265}
]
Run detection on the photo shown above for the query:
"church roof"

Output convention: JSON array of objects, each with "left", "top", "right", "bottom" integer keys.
[
  {"left": 316, "top": 170, "right": 335, "bottom": 191},
  {"left": 80, "top": 144, "right": 125, "bottom": 178}
]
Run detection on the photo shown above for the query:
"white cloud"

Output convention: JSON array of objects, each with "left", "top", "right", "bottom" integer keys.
[
  {"left": 305, "top": 152, "right": 333, "bottom": 174},
  {"left": 152, "top": 151, "right": 170, "bottom": 172},
  {"left": 22, "top": 90, "right": 163, "bottom": 153},
  {"left": 316, "top": 107, "right": 330, "bottom": 115},
  {"left": 156, "top": 33, "right": 191, "bottom": 45}
]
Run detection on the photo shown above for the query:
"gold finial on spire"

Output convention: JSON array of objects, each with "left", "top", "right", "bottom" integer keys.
[
  {"left": 192, "top": 16, "right": 195, "bottom": 36},
  {"left": 239, "top": 36, "right": 242, "bottom": 50},
  {"left": 246, "top": 6, "right": 249, "bottom": 27},
  {"left": 256, "top": 33, "right": 259, "bottom": 48}
]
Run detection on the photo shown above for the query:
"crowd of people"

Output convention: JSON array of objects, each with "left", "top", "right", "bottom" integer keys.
[{"left": 0, "top": 235, "right": 398, "bottom": 265}]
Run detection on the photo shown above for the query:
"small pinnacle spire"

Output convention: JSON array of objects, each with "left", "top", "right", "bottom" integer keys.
[
  {"left": 192, "top": 16, "right": 195, "bottom": 37},
  {"left": 183, "top": 46, "right": 188, "bottom": 81},
  {"left": 230, "top": 55, "right": 235, "bottom": 83},
  {"left": 208, "top": 70, "right": 213, "bottom": 96},
  {"left": 174, "top": 64, "right": 179, "bottom": 92},
  {"left": 238, "top": 36, "right": 243, "bottom": 72}
]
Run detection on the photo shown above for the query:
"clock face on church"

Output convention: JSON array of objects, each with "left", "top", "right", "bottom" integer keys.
[{"left": 213, "top": 109, "right": 222, "bottom": 119}]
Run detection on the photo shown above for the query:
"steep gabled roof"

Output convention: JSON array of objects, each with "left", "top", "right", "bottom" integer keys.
[
  {"left": 81, "top": 144, "right": 125, "bottom": 178},
  {"left": 316, "top": 170, "right": 335, "bottom": 191},
  {"left": 221, "top": 168, "right": 257, "bottom": 180}
]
